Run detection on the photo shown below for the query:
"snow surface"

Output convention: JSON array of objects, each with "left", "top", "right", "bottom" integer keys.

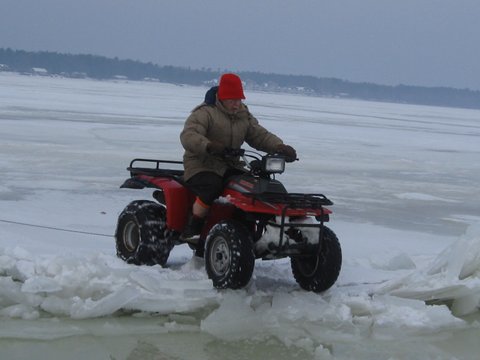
[{"left": 1, "top": 72, "right": 480, "bottom": 359}]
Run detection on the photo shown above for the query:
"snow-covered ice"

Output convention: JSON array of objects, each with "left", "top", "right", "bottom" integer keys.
[{"left": 1, "top": 72, "right": 480, "bottom": 359}]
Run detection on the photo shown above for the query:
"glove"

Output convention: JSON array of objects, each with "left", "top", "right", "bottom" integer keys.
[
  {"left": 276, "top": 144, "right": 297, "bottom": 162},
  {"left": 207, "top": 141, "right": 226, "bottom": 155}
]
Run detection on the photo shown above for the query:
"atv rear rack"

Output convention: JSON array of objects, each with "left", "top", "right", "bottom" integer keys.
[{"left": 127, "top": 158, "right": 184, "bottom": 177}]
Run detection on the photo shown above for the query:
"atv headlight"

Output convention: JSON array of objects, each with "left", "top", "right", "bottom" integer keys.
[{"left": 263, "top": 155, "right": 285, "bottom": 174}]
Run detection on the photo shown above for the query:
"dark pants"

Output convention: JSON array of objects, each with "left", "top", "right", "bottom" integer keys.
[{"left": 186, "top": 169, "right": 244, "bottom": 206}]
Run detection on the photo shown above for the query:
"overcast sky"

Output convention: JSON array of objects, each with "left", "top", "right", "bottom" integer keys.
[{"left": 1, "top": 0, "right": 479, "bottom": 90}]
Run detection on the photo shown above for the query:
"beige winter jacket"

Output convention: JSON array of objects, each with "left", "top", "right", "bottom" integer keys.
[{"left": 180, "top": 99, "right": 283, "bottom": 181}]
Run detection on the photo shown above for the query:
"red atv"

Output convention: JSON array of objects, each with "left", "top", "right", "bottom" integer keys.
[{"left": 115, "top": 149, "right": 341, "bottom": 292}]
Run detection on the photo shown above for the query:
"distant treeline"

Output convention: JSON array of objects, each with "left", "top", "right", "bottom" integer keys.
[{"left": 1, "top": 48, "right": 479, "bottom": 110}]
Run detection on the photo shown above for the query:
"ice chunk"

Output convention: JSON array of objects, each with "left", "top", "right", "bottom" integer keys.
[
  {"left": 41, "top": 295, "right": 73, "bottom": 316},
  {"left": 201, "top": 293, "right": 264, "bottom": 340},
  {"left": 8, "top": 247, "right": 33, "bottom": 260},
  {"left": 22, "top": 276, "right": 62, "bottom": 293},
  {"left": 371, "top": 295, "right": 465, "bottom": 338},
  {"left": 314, "top": 345, "right": 334, "bottom": 360},
  {"left": 372, "top": 253, "right": 416, "bottom": 271},
  {"left": 11, "top": 260, "right": 36, "bottom": 281},
  {"left": 451, "top": 291, "right": 480, "bottom": 316},
  {"left": 70, "top": 286, "right": 139, "bottom": 319},
  {"left": 0, "top": 304, "right": 40, "bottom": 320},
  {"left": 376, "top": 223, "right": 480, "bottom": 315},
  {"left": 0, "top": 276, "right": 22, "bottom": 307},
  {"left": 0, "top": 254, "right": 16, "bottom": 274},
  {"left": 0, "top": 276, "right": 42, "bottom": 308}
]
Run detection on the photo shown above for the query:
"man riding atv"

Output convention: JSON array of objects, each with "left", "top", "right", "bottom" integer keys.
[
  {"left": 115, "top": 75, "right": 341, "bottom": 291},
  {"left": 180, "top": 73, "right": 297, "bottom": 242}
]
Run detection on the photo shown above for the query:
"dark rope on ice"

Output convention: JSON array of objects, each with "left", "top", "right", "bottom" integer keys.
[{"left": 0, "top": 218, "right": 113, "bottom": 238}]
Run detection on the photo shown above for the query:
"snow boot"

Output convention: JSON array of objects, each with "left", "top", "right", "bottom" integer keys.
[
  {"left": 194, "top": 238, "right": 205, "bottom": 258},
  {"left": 180, "top": 214, "right": 205, "bottom": 244}
]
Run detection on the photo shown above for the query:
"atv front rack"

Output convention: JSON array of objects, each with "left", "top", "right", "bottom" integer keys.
[
  {"left": 247, "top": 192, "right": 333, "bottom": 208},
  {"left": 248, "top": 193, "right": 333, "bottom": 258}
]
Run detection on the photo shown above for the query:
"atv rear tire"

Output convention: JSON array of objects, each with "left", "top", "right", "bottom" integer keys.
[
  {"left": 291, "top": 226, "right": 341, "bottom": 292},
  {"left": 115, "top": 200, "right": 172, "bottom": 266},
  {"left": 205, "top": 220, "right": 255, "bottom": 289}
]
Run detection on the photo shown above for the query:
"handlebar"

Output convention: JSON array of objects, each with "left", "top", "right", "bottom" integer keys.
[
  {"left": 222, "top": 147, "right": 245, "bottom": 158},
  {"left": 223, "top": 147, "right": 297, "bottom": 163}
]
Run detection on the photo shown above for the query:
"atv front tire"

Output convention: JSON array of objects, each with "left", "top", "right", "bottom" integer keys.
[
  {"left": 205, "top": 220, "right": 255, "bottom": 289},
  {"left": 291, "top": 226, "right": 341, "bottom": 292},
  {"left": 115, "top": 200, "right": 172, "bottom": 266}
]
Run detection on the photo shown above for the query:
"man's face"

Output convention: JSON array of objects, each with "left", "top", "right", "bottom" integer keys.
[{"left": 222, "top": 99, "right": 242, "bottom": 113}]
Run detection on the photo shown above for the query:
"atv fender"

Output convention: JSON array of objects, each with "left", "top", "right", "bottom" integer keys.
[{"left": 122, "top": 175, "right": 195, "bottom": 231}]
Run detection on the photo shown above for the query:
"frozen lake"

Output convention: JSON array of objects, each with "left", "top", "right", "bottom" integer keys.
[{"left": 1, "top": 72, "right": 480, "bottom": 359}]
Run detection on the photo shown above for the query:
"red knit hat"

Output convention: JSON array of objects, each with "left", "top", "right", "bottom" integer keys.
[{"left": 217, "top": 73, "right": 246, "bottom": 100}]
